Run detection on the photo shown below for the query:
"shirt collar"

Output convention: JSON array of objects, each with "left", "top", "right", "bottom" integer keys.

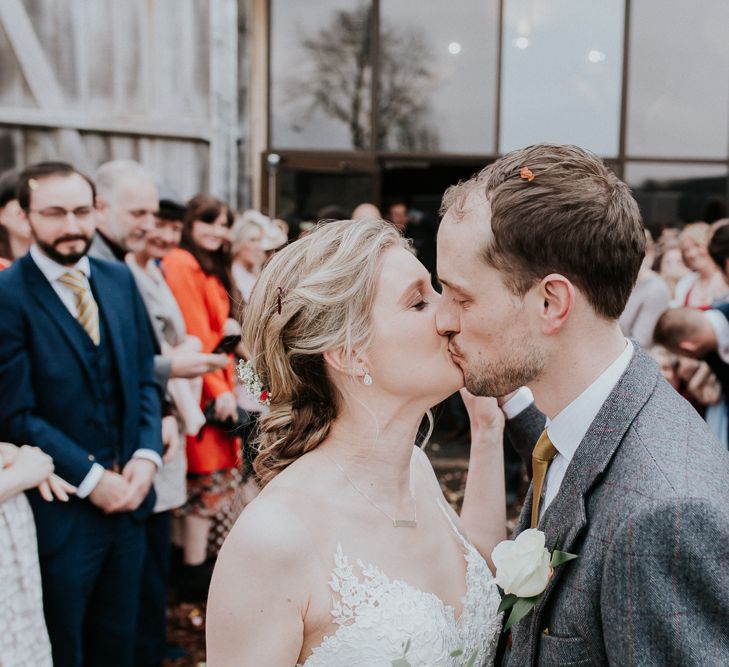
[
  {"left": 30, "top": 244, "right": 91, "bottom": 282},
  {"left": 546, "top": 339, "right": 634, "bottom": 464},
  {"left": 96, "top": 230, "right": 127, "bottom": 262}
]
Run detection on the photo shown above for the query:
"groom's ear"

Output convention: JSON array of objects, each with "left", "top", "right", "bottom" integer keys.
[
  {"left": 537, "top": 274, "right": 575, "bottom": 336},
  {"left": 677, "top": 339, "right": 701, "bottom": 356}
]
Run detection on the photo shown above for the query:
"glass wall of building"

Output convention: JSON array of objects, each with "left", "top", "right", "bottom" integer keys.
[
  {"left": 267, "top": 0, "right": 729, "bottom": 228},
  {"left": 500, "top": 0, "right": 624, "bottom": 157}
]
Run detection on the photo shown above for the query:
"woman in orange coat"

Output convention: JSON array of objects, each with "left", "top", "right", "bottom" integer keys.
[{"left": 163, "top": 194, "right": 240, "bottom": 599}]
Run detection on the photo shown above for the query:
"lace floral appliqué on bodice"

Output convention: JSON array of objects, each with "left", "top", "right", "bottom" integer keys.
[{"left": 300, "top": 508, "right": 502, "bottom": 667}]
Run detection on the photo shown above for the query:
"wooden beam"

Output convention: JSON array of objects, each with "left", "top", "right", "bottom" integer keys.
[
  {"left": 209, "top": 0, "right": 240, "bottom": 207},
  {"left": 0, "top": 0, "right": 90, "bottom": 169},
  {"left": 71, "top": 0, "right": 89, "bottom": 102},
  {"left": 0, "top": 0, "right": 64, "bottom": 105},
  {"left": 0, "top": 107, "right": 211, "bottom": 142},
  {"left": 249, "top": 0, "right": 269, "bottom": 211}
]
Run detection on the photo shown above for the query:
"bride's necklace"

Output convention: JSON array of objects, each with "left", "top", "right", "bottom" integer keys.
[{"left": 319, "top": 450, "right": 418, "bottom": 528}]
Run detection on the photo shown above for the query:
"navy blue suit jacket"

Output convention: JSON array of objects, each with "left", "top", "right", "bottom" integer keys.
[{"left": 0, "top": 253, "right": 163, "bottom": 554}]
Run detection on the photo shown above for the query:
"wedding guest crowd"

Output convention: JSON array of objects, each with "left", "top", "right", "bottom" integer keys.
[
  {"left": 0, "top": 162, "right": 163, "bottom": 667},
  {"left": 0, "top": 159, "right": 283, "bottom": 667},
  {"left": 1, "top": 154, "right": 729, "bottom": 667},
  {"left": 637, "top": 218, "right": 729, "bottom": 447}
]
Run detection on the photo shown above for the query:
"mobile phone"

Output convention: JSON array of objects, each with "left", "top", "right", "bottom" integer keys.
[{"left": 212, "top": 334, "right": 241, "bottom": 354}]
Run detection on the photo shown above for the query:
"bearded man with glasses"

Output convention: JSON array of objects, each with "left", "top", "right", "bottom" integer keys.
[{"left": 0, "top": 161, "right": 163, "bottom": 667}]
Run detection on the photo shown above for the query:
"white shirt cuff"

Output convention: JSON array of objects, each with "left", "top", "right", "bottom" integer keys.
[
  {"left": 705, "top": 310, "right": 729, "bottom": 363},
  {"left": 132, "top": 449, "right": 163, "bottom": 469},
  {"left": 76, "top": 463, "right": 105, "bottom": 498},
  {"left": 501, "top": 386, "right": 535, "bottom": 420}
]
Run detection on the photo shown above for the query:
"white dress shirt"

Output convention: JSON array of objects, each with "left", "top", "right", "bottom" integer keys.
[
  {"left": 30, "top": 244, "right": 92, "bottom": 316},
  {"left": 501, "top": 386, "right": 535, "bottom": 419},
  {"left": 705, "top": 309, "right": 729, "bottom": 363},
  {"left": 29, "top": 246, "right": 162, "bottom": 498},
  {"left": 539, "top": 340, "right": 634, "bottom": 519}
]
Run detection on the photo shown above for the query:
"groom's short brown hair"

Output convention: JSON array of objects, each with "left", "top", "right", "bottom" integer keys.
[{"left": 440, "top": 144, "right": 645, "bottom": 319}]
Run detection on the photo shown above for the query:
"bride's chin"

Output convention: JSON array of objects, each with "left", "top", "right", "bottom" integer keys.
[{"left": 431, "top": 366, "right": 465, "bottom": 404}]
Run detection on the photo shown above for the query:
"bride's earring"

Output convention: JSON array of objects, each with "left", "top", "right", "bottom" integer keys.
[{"left": 362, "top": 369, "right": 373, "bottom": 386}]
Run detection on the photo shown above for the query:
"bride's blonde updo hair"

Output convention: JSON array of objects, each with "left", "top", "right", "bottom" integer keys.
[{"left": 244, "top": 218, "right": 408, "bottom": 485}]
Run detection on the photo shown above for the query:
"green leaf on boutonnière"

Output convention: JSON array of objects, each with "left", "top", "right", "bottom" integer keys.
[
  {"left": 450, "top": 649, "right": 463, "bottom": 657},
  {"left": 504, "top": 596, "right": 538, "bottom": 632},
  {"left": 391, "top": 660, "right": 411, "bottom": 667},
  {"left": 550, "top": 550, "right": 579, "bottom": 568},
  {"left": 497, "top": 593, "right": 519, "bottom": 614}
]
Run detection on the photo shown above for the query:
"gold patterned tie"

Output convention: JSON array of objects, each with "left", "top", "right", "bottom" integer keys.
[
  {"left": 57, "top": 270, "right": 100, "bottom": 345},
  {"left": 530, "top": 429, "right": 558, "bottom": 528}
]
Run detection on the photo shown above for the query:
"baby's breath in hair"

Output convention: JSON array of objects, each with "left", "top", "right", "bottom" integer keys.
[{"left": 237, "top": 359, "right": 270, "bottom": 406}]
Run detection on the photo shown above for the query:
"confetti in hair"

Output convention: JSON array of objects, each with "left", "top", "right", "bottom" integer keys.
[{"left": 519, "top": 167, "right": 535, "bottom": 182}]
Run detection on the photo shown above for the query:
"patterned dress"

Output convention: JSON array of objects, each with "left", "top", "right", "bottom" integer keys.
[{"left": 0, "top": 492, "right": 52, "bottom": 666}]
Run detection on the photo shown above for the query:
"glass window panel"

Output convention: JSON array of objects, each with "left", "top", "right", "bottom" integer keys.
[
  {"left": 500, "top": 0, "right": 623, "bottom": 156},
  {"left": 270, "top": 0, "right": 373, "bottom": 150},
  {"left": 278, "top": 170, "right": 374, "bottom": 225},
  {"left": 378, "top": 0, "right": 499, "bottom": 154},
  {"left": 626, "top": 0, "right": 729, "bottom": 159},
  {"left": 625, "top": 162, "right": 728, "bottom": 229}
]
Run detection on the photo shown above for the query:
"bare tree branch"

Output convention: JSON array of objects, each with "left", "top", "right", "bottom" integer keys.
[{"left": 281, "top": 5, "right": 439, "bottom": 151}]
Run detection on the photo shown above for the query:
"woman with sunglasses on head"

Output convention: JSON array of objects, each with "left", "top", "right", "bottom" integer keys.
[{"left": 162, "top": 194, "right": 241, "bottom": 601}]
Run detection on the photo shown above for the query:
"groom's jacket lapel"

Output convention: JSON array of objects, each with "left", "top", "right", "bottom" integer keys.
[{"left": 517, "top": 346, "right": 659, "bottom": 635}]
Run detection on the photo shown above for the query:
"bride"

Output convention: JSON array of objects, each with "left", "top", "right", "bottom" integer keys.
[{"left": 207, "top": 219, "right": 508, "bottom": 666}]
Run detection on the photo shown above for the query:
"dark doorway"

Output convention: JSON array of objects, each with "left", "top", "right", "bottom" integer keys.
[
  {"left": 270, "top": 154, "right": 491, "bottom": 255},
  {"left": 380, "top": 160, "right": 488, "bottom": 277},
  {"left": 380, "top": 161, "right": 486, "bottom": 220}
]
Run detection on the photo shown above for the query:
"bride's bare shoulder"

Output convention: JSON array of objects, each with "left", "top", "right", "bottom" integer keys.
[
  {"left": 208, "top": 480, "right": 321, "bottom": 665},
  {"left": 223, "top": 485, "right": 314, "bottom": 561},
  {"left": 220, "top": 455, "right": 338, "bottom": 570}
]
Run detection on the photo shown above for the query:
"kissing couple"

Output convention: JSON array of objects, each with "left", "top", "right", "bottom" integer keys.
[{"left": 207, "top": 144, "right": 729, "bottom": 666}]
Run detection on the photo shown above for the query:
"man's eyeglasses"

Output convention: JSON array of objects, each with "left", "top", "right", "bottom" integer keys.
[{"left": 29, "top": 206, "right": 95, "bottom": 222}]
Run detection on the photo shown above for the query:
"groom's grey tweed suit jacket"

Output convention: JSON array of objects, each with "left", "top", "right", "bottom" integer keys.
[{"left": 504, "top": 345, "right": 729, "bottom": 666}]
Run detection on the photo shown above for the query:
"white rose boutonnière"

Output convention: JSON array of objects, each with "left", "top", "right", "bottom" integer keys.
[{"left": 491, "top": 529, "right": 578, "bottom": 631}]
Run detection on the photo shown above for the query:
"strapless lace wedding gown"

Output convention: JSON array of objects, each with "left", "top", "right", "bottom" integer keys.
[{"left": 299, "top": 501, "right": 502, "bottom": 667}]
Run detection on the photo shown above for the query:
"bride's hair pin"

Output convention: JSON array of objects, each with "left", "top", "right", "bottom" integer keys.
[
  {"left": 519, "top": 166, "right": 535, "bottom": 182},
  {"left": 276, "top": 287, "right": 285, "bottom": 315}
]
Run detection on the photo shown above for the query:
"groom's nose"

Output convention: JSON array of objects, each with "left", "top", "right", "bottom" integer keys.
[{"left": 435, "top": 298, "right": 459, "bottom": 337}]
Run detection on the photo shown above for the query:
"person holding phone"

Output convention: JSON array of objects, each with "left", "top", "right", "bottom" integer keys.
[
  {"left": 162, "top": 194, "right": 242, "bottom": 601},
  {"left": 126, "top": 189, "right": 232, "bottom": 663},
  {"left": 212, "top": 334, "right": 242, "bottom": 355}
]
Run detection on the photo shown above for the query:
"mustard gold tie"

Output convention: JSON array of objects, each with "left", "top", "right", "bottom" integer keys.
[
  {"left": 530, "top": 429, "right": 558, "bottom": 528},
  {"left": 57, "top": 270, "right": 100, "bottom": 345}
]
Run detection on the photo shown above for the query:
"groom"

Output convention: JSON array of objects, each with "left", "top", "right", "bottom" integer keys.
[{"left": 436, "top": 144, "right": 729, "bottom": 665}]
